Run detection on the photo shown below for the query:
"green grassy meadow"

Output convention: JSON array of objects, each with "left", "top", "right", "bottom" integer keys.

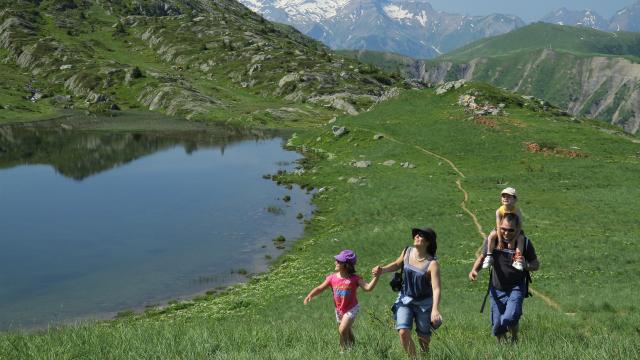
[
  {"left": 440, "top": 23, "right": 640, "bottom": 63},
  {"left": 1, "top": 84, "right": 639, "bottom": 359}
]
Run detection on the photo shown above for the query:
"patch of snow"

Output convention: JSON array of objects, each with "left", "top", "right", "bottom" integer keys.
[
  {"left": 416, "top": 10, "right": 428, "bottom": 27},
  {"left": 274, "top": 0, "right": 350, "bottom": 21},
  {"left": 243, "top": 0, "right": 263, "bottom": 12},
  {"left": 383, "top": 4, "right": 413, "bottom": 21},
  {"left": 431, "top": 45, "right": 442, "bottom": 55}
]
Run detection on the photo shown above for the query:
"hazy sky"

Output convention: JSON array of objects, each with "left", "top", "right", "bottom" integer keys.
[{"left": 424, "top": 0, "right": 636, "bottom": 22}]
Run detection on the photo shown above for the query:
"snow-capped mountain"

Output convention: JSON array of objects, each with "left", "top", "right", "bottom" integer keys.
[
  {"left": 239, "top": 0, "right": 524, "bottom": 58},
  {"left": 609, "top": 1, "right": 640, "bottom": 32},
  {"left": 540, "top": 2, "right": 640, "bottom": 33},
  {"left": 540, "top": 8, "right": 608, "bottom": 30}
]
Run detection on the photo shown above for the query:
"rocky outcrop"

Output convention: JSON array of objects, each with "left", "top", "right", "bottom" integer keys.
[{"left": 137, "top": 83, "right": 220, "bottom": 119}]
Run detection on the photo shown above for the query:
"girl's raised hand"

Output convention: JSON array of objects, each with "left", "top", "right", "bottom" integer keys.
[{"left": 303, "top": 294, "right": 312, "bottom": 305}]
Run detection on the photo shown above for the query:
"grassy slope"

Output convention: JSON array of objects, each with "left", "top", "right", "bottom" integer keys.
[
  {"left": 336, "top": 49, "right": 416, "bottom": 74},
  {"left": 1, "top": 84, "right": 638, "bottom": 359},
  {"left": 440, "top": 22, "right": 640, "bottom": 63},
  {"left": 0, "top": 50, "right": 59, "bottom": 121}
]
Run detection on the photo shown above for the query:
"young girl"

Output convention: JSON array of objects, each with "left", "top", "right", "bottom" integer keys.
[
  {"left": 304, "top": 249, "right": 380, "bottom": 351},
  {"left": 482, "top": 187, "right": 526, "bottom": 270}
]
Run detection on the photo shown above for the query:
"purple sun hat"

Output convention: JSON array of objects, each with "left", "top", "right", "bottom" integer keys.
[{"left": 334, "top": 249, "right": 357, "bottom": 265}]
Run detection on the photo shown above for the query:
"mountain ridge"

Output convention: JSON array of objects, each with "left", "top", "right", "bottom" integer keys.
[
  {"left": 540, "top": 1, "right": 640, "bottom": 32},
  {"left": 239, "top": 0, "right": 525, "bottom": 59}
]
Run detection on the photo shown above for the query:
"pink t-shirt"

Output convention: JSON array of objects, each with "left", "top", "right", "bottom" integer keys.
[{"left": 327, "top": 273, "right": 361, "bottom": 315}]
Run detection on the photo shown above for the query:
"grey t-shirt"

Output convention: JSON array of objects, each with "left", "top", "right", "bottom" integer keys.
[{"left": 483, "top": 237, "right": 537, "bottom": 291}]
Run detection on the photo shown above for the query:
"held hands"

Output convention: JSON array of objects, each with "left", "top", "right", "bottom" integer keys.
[{"left": 371, "top": 265, "right": 383, "bottom": 277}]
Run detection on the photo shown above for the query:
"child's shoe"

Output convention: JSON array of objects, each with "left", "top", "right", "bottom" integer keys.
[
  {"left": 482, "top": 255, "right": 493, "bottom": 269},
  {"left": 512, "top": 249, "right": 524, "bottom": 271}
]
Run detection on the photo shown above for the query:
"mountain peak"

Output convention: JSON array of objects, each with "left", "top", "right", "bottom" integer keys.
[
  {"left": 541, "top": 7, "right": 607, "bottom": 30},
  {"left": 609, "top": 1, "right": 640, "bottom": 32}
]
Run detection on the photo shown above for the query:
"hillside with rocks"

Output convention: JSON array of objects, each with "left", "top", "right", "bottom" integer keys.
[
  {"left": 344, "top": 23, "right": 640, "bottom": 134},
  {"left": 0, "top": 0, "right": 400, "bottom": 125}
]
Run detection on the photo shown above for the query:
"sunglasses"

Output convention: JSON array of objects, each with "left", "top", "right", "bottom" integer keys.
[{"left": 500, "top": 227, "right": 516, "bottom": 233}]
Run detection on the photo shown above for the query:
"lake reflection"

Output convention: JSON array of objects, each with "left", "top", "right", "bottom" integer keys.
[{"left": 0, "top": 124, "right": 312, "bottom": 330}]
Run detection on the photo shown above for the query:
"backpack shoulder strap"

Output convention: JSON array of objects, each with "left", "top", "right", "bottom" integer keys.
[
  {"left": 400, "top": 247, "right": 409, "bottom": 275},
  {"left": 523, "top": 236, "right": 533, "bottom": 297}
]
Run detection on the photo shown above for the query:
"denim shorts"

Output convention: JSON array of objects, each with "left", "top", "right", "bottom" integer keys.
[{"left": 393, "top": 297, "right": 434, "bottom": 337}]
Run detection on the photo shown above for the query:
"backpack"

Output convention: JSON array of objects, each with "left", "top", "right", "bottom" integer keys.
[{"left": 480, "top": 237, "right": 533, "bottom": 313}]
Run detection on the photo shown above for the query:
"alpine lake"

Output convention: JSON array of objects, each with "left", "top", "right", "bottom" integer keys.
[{"left": 0, "top": 114, "right": 313, "bottom": 330}]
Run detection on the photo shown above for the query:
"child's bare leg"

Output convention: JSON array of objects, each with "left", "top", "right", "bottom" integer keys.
[
  {"left": 338, "top": 315, "right": 356, "bottom": 350},
  {"left": 487, "top": 229, "right": 497, "bottom": 254},
  {"left": 515, "top": 233, "right": 525, "bottom": 254},
  {"left": 512, "top": 233, "right": 525, "bottom": 270}
]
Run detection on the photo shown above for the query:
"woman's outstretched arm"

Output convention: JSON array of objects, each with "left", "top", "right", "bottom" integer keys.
[{"left": 372, "top": 249, "right": 406, "bottom": 276}]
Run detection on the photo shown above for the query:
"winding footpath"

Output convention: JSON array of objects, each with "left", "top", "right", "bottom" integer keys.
[{"left": 354, "top": 126, "right": 565, "bottom": 313}]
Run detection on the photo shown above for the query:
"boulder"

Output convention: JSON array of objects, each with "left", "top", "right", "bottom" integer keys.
[
  {"left": 86, "top": 92, "right": 108, "bottom": 103},
  {"left": 332, "top": 126, "right": 347, "bottom": 137},
  {"left": 351, "top": 160, "right": 371, "bottom": 168},
  {"left": 436, "top": 79, "right": 466, "bottom": 95},
  {"left": 278, "top": 73, "right": 300, "bottom": 88},
  {"left": 50, "top": 95, "right": 71, "bottom": 105}
]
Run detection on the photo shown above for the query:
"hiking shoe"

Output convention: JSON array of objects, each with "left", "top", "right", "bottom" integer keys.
[
  {"left": 512, "top": 249, "right": 524, "bottom": 271},
  {"left": 512, "top": 258, "right": 524, "bottom": 271},
  {"left": 482, "top": 255, "right": 493, "bottom": 269}
]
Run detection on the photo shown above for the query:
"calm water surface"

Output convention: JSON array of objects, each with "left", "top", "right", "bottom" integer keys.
[{"left": 0, "top": 124, "right": 312, "bottom": 330}]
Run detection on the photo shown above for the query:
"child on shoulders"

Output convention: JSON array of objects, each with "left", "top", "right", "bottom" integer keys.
[{"left": 482, "top": 187, "right": 526, "bottom": 270}]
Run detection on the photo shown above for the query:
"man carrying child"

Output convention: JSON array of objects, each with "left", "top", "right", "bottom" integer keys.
[{"left": 469, "top": 213, "right": 540, "bottom": 342}]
